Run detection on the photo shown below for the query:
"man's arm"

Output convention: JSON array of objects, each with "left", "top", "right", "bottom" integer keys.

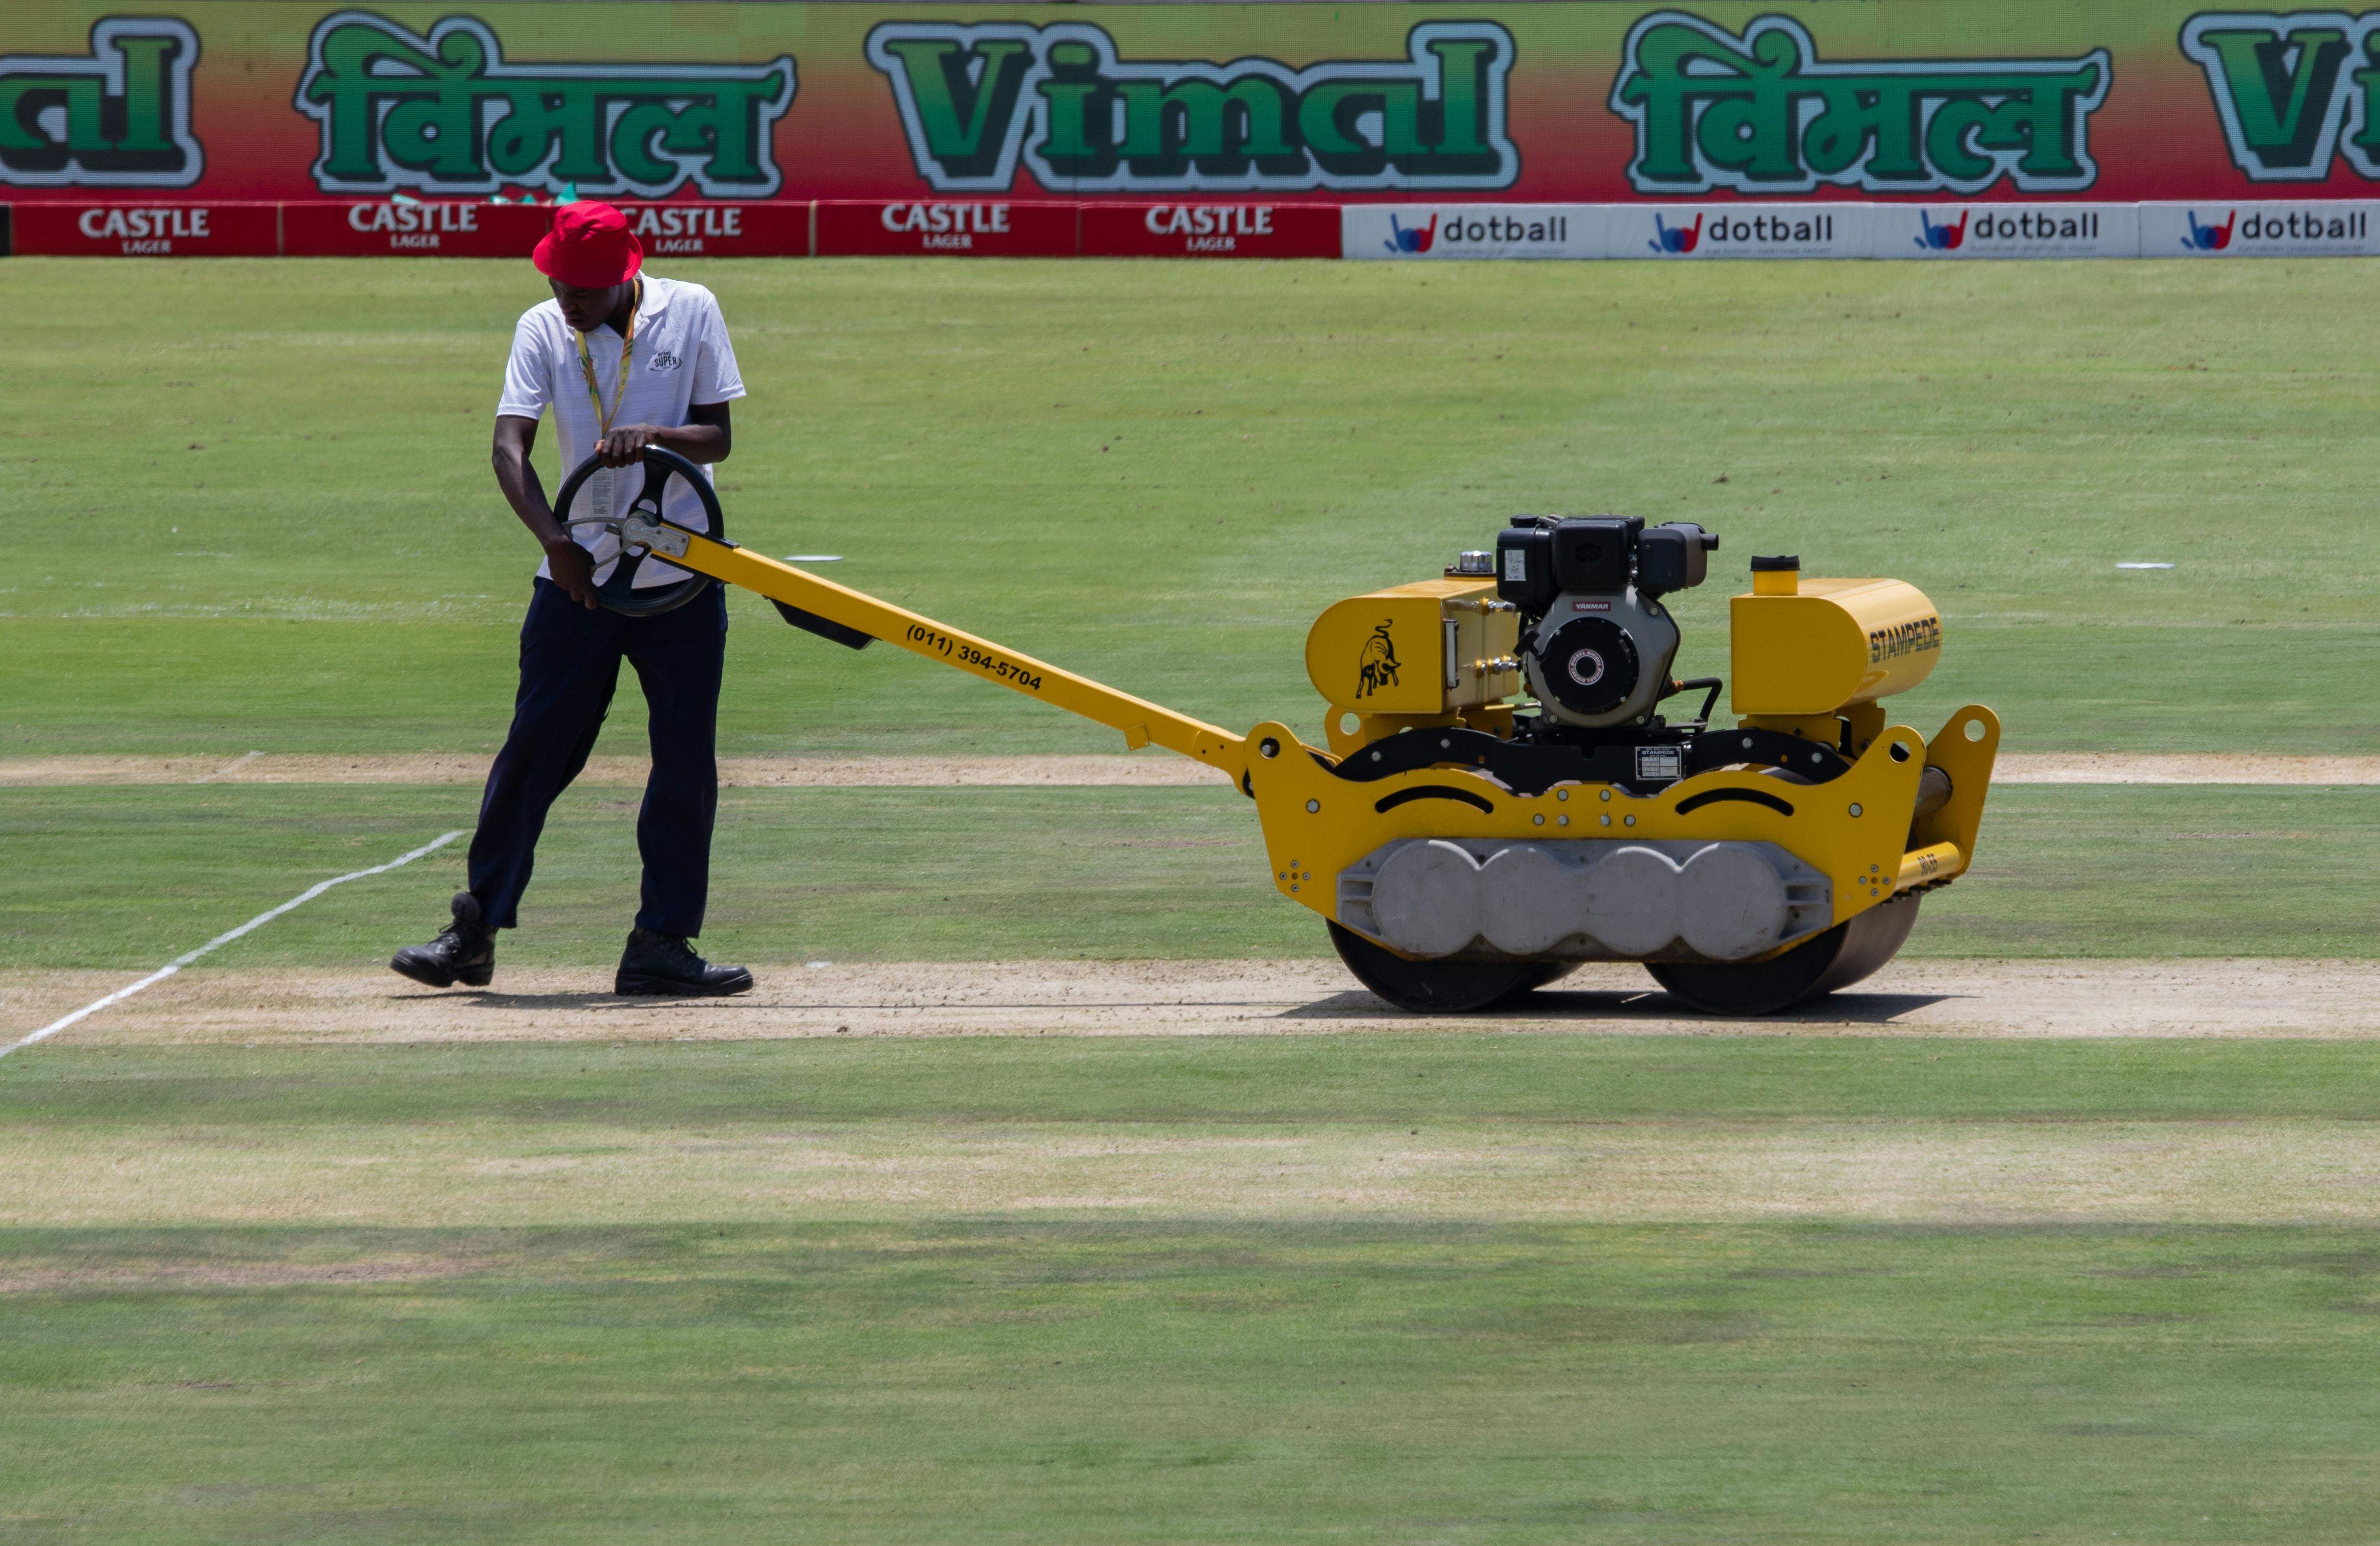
[
  {"left": 592, "top": 400, "right": 733, "bottom": 468},
  {"left": 491, "top": 412, "right": 599, "bottom": 609}
]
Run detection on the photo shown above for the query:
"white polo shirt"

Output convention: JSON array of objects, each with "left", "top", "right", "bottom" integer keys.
[{"left": 497, "top": 273, "right": 745, "bottom": 589}]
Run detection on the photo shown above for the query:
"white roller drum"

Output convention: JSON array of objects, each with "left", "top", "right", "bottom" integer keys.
[
  {"left": 1675, "top": 844, "right": 1792, "bottom": 960},
  {"left": 1477, "top": 844, "right": 1582, "bottom": 955},
  {"left": 1580, "top": 845, "right": 1681, "bottom": 956},
  {"left": 1371, "top": 840, "right": 1485, "bottom": 957}
]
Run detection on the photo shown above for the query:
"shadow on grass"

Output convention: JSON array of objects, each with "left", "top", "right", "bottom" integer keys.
[
  {"left": 391, "top": 982, "right": 1960, "bottom": 1025},
  {"left": 392, "top": 989, "right": 647, "bottom": 1011},
  {"left": 1280, "top": 986, "right": 1960, "bottom": 1025}
]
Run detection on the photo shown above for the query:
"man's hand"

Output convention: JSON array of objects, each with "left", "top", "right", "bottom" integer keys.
[
  {"left": 596, "top": 423, "right": 665, "bottom": 467},
  {"left": 543, "top": 535, "right": 600, "bottom": 609},
  {"left": 589, "top": 408, "right": 731, "bottom": 470}
]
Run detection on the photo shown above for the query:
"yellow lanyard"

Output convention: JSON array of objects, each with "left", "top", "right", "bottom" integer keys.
[{"left": 570, "top": 279, "right": 641, "bottom": 446}]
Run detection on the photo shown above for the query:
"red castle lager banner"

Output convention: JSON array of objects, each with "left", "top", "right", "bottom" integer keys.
[{"left": 14, "top": 0, "right": 2380, "bottom": 211}]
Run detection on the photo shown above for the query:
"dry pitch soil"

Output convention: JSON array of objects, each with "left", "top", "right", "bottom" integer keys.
[
  {"left": 10, "top": 958, "right": 2378, "bottom": 1048},
  {"left": 13, "top": 959, "right": 2380, "bottom": 1231}
]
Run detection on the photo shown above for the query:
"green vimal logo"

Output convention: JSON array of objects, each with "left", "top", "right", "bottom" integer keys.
[
  {"left": 295, "top": 12, "right": 795, "bottom": 197},
  {"left": 1610, "top": 12, "right": 2109, "bottom": 194},
  {"left": 2181, "top": 11, "right": 2380, "bottom": 180},
  {"left": 865, "top": 22, "right": 1516, "bottom": 192},
  {"left": 0, "top": 18, "right": 202, "bottom": 188}
]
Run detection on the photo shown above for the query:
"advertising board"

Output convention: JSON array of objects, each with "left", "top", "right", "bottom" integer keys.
[
  {"left": 1606, "top": 204, "right": 1870, "bottom": 260},
  {"left": 612, "top": 202, "right": 811, "bottom": 259},
  {"left": 814, "top": 200, "right": 1075, "bottom": 257},
  {"left": 1886, "top": 204, "right": 2142, "bottom": 259},
  {"left": 1343, "top": 205, "right": 1603, "bottom": 260},
  {"left": 279, "top": 199, "right": 548, "bottom": 257},
  {"left": 13, "top": 200, "right": 277, "bottom": 255},
  {"left": 1081, "top": 204, "right": 1339, "bottom": 259},
  {"left": 2137, "top": 200, "right": 2380, "bottom": 254},
  {"left": 14, "top": 0, "right": 2380, "bottom": 211}
]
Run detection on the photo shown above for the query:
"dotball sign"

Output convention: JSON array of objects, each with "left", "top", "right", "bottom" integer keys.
[{"left": 15, "top": 0, "right": 2380, "bottom": 211}]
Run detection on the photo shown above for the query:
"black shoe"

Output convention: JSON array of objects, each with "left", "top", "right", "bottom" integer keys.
[
  {"left": 615, "top": 929, "right": 754, "bottom": 997},
  {"left": 390, "top": 892, "right": 495, "bottom": 989}
]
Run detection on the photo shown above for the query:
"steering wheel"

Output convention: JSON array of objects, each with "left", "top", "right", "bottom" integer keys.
[{"left": 551, "top": 445, "right": 725, "bottom": 617}]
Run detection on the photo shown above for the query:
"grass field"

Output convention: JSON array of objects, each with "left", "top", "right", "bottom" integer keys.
[
  {"left": 8, "top": 1037, "right": 2380, "bottom": 1542},
  {"left": 6, "top": 783, "right": 2380, "bottom": 968},
  {"left": 11, "top": 256, "right": 2380, "bottom": 757},
  {"left": 7, "top": 256, "right": 2378, "bottom": 1542}
]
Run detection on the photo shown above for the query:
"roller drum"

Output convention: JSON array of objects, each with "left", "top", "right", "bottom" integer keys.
[
  {"left": 1580, "top": 845, "right": 1682, "bottom": 956},
  {"left": 1477, "top": 845, "right": 1582, "bottom": 955},
  {"left": 1675, "top": 843, "right": 1792, "bottom": 961},
  {"left": 1371, "top": 839, "right": 1484, "bottom": 957}
]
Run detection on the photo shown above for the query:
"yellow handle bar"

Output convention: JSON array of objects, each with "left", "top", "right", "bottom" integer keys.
[{"left": 662, "top": 530, "right": 1251, "bottom": 786}]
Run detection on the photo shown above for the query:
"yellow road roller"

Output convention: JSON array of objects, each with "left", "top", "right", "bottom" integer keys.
[{"left": 560, "top": 448, "right": 1998, "bottom": 1016}]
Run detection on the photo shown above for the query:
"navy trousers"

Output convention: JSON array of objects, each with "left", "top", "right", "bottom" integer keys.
[{"left": 467, "top": 578, "right": 729, "bottom": 937}]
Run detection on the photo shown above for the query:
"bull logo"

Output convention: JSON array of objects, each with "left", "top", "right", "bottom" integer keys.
[{"left": 1356, "top": 620, "right": 1400, "bottom": 699}]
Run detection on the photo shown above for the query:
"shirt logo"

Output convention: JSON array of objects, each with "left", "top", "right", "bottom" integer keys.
[{"left": 647, "top": 350, "right": 683, "bottom": 371}]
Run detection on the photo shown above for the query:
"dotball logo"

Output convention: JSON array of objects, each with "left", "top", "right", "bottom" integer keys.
[
  {"left": 1351, "top": 205, "right": 1597, "bottom": 259},
  {"left": 2152, "top": 200, "right": 2377, "bottom": 254},
  {"left": 1385, "top": 214, "right": 1437, "bottom": 253},
  {"left": 1972, "top": 209, "right": 2092, "bottom": 241},
  {"left": 1434, "top": 212, "right": 1574, "bottom": 245},
  {"left": 1903, "top": 204, "right": 2134, "bottom": 257},
  {"left": 1624, "top": 204, "right": 1862, "bottom": 259},
  {"left": 2235, "top": 207, "right": 2368, "bottom": 241},
  {"left": 1648, "top": 213, "right": 1701, "bottom": 252},
  {"left": 1698, "top": 212, "right": 1836, "bottom": 246},
  {"left": 1914, "top": 211, "right": 1966, "bottom": 250}
]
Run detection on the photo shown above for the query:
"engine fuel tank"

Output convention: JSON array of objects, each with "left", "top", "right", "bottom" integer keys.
[{"left": 1731, "top": 573, "right": 1940, "bottom": 717}]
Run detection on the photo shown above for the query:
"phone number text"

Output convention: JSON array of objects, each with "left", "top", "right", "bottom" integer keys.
[{"left": 907, "top": 625, "right": 1045, "bottom": 692}]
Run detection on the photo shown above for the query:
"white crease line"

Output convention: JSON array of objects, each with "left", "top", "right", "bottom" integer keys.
[
  {"left": 190, "top": 749, "right": 263, "bottom": 784},
  {"left": 0, "top": 830, "right": 465, "bottom": 1061}
]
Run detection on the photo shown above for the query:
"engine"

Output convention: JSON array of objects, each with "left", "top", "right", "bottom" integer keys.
[{"left": 1494, "top": 516, "right": 1718, "bottom": 729}]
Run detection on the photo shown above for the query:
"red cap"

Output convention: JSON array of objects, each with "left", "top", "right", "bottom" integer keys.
[{"left": 533, "top": 201, "right": 642, "bottom": 288}]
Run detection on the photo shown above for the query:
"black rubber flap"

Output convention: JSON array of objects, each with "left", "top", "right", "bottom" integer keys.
[{"left": 771, "top": 599, "right": 873, "bottom": 651}]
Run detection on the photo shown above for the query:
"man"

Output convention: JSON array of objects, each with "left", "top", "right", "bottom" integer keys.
[{"left": 392, "top": 201, "right": 753, "bottom": 996}]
